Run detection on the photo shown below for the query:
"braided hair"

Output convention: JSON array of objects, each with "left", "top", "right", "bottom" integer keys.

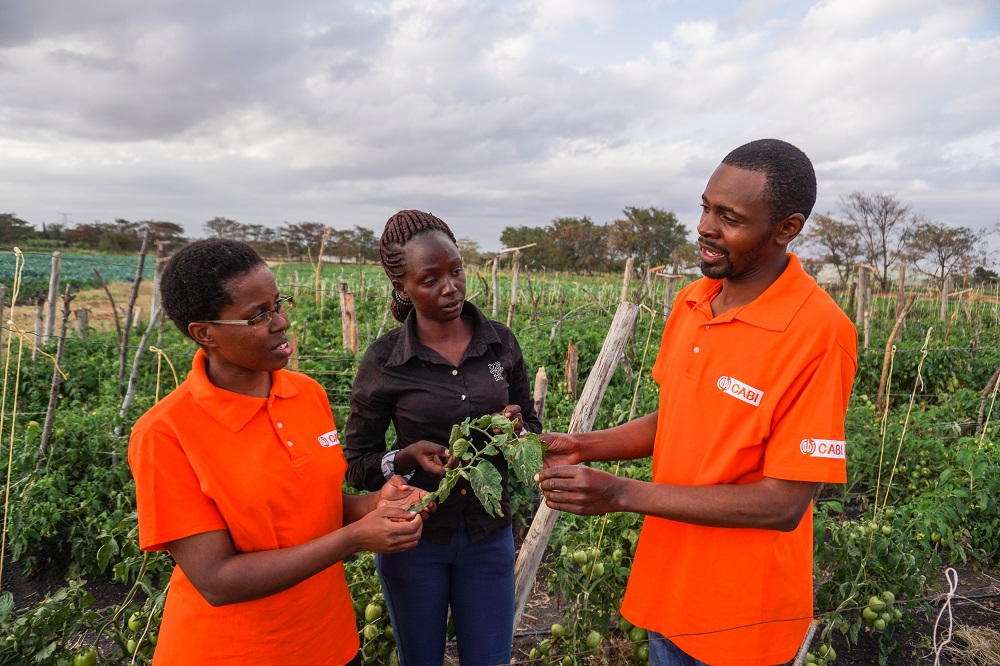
[{"left": 379, "top": 210, "right": 458, "bottom": 322}]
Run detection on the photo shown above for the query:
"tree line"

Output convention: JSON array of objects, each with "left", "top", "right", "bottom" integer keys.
[{"left": 2, "top": 193, "right": 995, "bottom": 285}]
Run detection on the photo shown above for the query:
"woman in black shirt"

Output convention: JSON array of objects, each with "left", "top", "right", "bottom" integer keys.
[{"left": 344, "top": 210, "right": 541, "bottom": 665}]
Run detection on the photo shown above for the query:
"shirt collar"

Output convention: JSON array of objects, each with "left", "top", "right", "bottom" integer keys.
[
  {"left": 387, "top": 301, "right": 502, "bottom": 367},
  {"left": 187, "top": 348, "right": 299, "bottom": 432},
  {"left": 683, "top": 253, "right": 816, "bottom": 332}
]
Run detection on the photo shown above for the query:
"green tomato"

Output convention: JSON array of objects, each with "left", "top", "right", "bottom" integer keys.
[
  {"left": 551, "top": 623, "right": 565, "bottom": 638},
  {"left": 591, "top": 562, "right": 605, "bottom": 577},
  {"left": 612, "top": 548, "right": 623, "bottom": 562},
  {"left": 365, "top": 603, "right": 384, "bottom": 623},
  {"left": 383, "top": 625, "right": 394, "bottom": 640},
  {"left": 619, "top": 617, "right": 633, "bottom": 633},
  {"left": 363, "top": 624, "right": 380, "bottom": 641},
  {"left": 629, "top": 626, "right": 648, "bottom": 643},
  {"left": 881, "top": 590, "right": 896, "bottom": 604},
  {"left": 128, "top": 611, "right": 144, "bottom": 632},
  {"left": 884, "top": 507, "right": 896, "bottom": 518},
  {"left": 126, "top": 639, "right": 138, "bottom": 655},
  {"left": 562, "top": 657, "right": 574, "bottom": 666},
  {"left": 892, "top": 609, "right": 903, "bottom": 620},
  {"left": 881, "top": 525, "right": 892, "bottom": 535},
  {"left": 529, "top": 648, "right": 538, "bottom": 660},
  {"left": 868, "top": 596, "right": 885, "bottom": 612},
  {"left": 862, "top": 607, "right": 879, "bottom": 622},
  {"left": 636, "top": 644, "right": 650, "bottom": 662},
  {"left": 148, "top": 633, "right": 157, "bottom": 646},
  {"left": 805, "top": 652, "right": 818, "bottom": 665},
  {"left": 826, "top": 646, "right": 837, "bottom": 661},
  {"left": 872, "top": 618, "right": 886, "bottom": 631},
  {"left": 572, "top": 550, "right": 588, "bottom": 564},
  {"left": 585, "top": 630, "right": 602, "bottom": 650},
  {"left": 818, "top": 644, "right": 829, "bottom": 656},
  {"left": 74, "top": 649, "right": 97, "bottom": 666}
]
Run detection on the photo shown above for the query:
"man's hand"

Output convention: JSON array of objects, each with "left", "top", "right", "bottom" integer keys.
[
  {"left": 395, "top": 440, "right": 455, "bottom": 477},
  {"left": 540, "top": 432, "right": 583, "bottom": 468},
  {"left": 536, "top": 465, "right": 621, "bottom": 516}
]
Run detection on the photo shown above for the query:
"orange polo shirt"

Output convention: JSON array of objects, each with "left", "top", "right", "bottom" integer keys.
[
  {"left": 129, "top": 349, "right": 359, "bottom": 665},
  {"left": 620, "top": 254, "right": 857, "bottom": 665}
]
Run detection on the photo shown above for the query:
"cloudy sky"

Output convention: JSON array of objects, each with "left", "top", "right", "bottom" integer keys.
[{"left": 1, "top": 0, "right": 998, "bottom": 250}]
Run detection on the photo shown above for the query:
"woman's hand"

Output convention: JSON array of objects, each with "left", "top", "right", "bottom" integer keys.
[
  {"left": 377, "top": 475, "right": 434, "bottom": 518},
  {"left": 394, "top": 440, "right": 455, "bottom": 478},
  {"left": 499, "top": 404, "right": 524, "bottom": 433},
  {"left": 352, "top": 506, "right": 424, "bottom": 553}
]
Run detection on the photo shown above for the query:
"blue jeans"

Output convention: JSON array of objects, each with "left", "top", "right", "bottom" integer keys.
[
  {"left": 648, "top": 632, "right": 710, "bottom": 666},
  {"left": 649, "top": 631, "right": 791, "bottom": 666},
  {"left": 375, "top": 517, "right": 514, "bottom": 666}
]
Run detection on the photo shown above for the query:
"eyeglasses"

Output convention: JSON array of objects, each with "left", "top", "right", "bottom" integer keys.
[{"left": 198, "top": 295, "right": 294, "bottom": 328}]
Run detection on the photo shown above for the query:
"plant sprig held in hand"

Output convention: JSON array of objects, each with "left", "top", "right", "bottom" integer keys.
[{"left": 409, "top": 413, "right": 546, "bottom": 517}]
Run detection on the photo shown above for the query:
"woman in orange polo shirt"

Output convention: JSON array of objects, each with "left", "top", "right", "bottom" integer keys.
[{"left": 129, "top": 238, "right": 428, "bottom": 665}]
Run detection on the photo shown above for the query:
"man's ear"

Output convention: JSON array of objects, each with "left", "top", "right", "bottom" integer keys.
[
  {"left": 188, "top": 322, "right": 217, "bottom": 348},
  {"left": 775, "top": 213, "right": 805, "bottom": 247}
]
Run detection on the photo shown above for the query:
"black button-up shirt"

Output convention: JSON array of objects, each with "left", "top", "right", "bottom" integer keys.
[{"left": 344, "top": 302, "right": 541, "bottom": 543}]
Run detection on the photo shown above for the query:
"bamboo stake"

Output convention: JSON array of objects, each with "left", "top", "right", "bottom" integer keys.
[{"left": 512, "top": 301, "right": 641, "bottom": 632}]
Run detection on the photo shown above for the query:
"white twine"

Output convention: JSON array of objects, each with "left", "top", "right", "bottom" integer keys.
[{"left": 932, "top": 567, "right": 959, "bottom": 664}]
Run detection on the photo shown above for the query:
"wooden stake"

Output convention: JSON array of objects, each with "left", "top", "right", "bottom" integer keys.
[
  {"left": 565, "top": 342, "right": 578, "bottom": 399},
  {"left": 532, "top": 367, "right": 548, "bottom": 423},
  {"left": 512, "top": 302, "right": 641, "bottom": 632},
  {"left": 620, "top": 258, "right": 634, "bottom": 303},
  {"left": 43, "top": 251, "right": 62, "bottom": 344},
  {"left": 506, "top": 249, "right": 521, "bottom": 328},
  {"left": 876, "top": 293, "right": 917, "bottom": 412}
]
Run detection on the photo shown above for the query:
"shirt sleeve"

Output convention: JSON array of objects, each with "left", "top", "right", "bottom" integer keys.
[
  {"left": 129, "top": 425, "right": 228, "bottom": 551},
  {"left": 343, "top": 345, "right": 394, "bottom": 491},
  {"left": 762, "top": 339, "right": 857, "bottom": 484},
  {"left": 505, "top": 328, "right": 542, "bottom": 434}
]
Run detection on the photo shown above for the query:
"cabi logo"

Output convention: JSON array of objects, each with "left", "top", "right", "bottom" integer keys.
[
  {"left": 799, "top": 438, "right": 845, "bottom": 459},
  {"left": 716, "top": 376, "right": 764, "bottom": 407},
  {"left": 318, "top": 429, "right": 341, "bottom": 448}
]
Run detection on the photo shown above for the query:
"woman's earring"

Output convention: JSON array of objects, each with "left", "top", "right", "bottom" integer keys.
[{"left": 392, "top": 290, "right": 412, "bottom": 306}]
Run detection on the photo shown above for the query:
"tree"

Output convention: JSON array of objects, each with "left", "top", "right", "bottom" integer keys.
[
  {"left": 456, "top": 237, "right": 485, "bottom": 266},
  {"left": 607, "top": 206, "right": 688, "bottom": 267},
  {"left": 549, "top": 217, "right": 608, "bottom": 274},
  {"left": 0, "top": 213, "right": 35, "bottom": 245},
  {"left": 907, "top": 221, "right": 984, "bottom": 290},
  {"left": 799, "top": 213, "right": 862, "bottom": 284},
  {"left": 500, "top": 226, "right": 550, "bottom": 267},
  {"left": 146, "top": 221, "right": 186, "bottom": 248},
  {"left": 352, "top": 226, "right": 378, "bottom": 264},
  {"left": 204, "top": 217, "right": 247, "bottom": 240},
  {"left": 839, "top": 192, "right": 917, "bottom": 289}
]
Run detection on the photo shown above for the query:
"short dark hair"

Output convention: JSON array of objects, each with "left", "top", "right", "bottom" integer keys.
[
  {"left": 722, "top": 139, "right": 816, "bottom": 224},
  {"left": 378, "top": 210, "right": 457, "bottom": 322},
  {"left": 160, "top": 238, "right": 266, "bottom": 337}
]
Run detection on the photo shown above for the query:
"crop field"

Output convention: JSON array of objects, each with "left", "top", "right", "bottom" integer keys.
[{"left": 0, "top": 249, "right": 998, "bottom": 665}]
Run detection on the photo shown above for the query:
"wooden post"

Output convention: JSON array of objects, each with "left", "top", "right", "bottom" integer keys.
[
  {"left": 565, "top": 342, "right": 578, "bottom": 399},
  {"left": 491, "top": 256, "right": 500, "bottom": 319},
  {"left": 43, "top": 251, "right": 62, "bottom": 344},
  {"left": 876, "top": 294, "right": 917, "bottom": 412},
  {"left": 118, "top": 225, "right": 153, "bottom": 393},
  {"left": 131, "top": 307, "right": 143, "bottom": 328},
  {"left": 38, "top": 284, "right": 74, "bottom": 466},
  {"left": 854, "top": 266, "right": 867, "bottom": 326},
  {"left": 75, "top": 309, "right": 89, "bottom": 339},
  {"left": 620, "top": 258, "right": 635, "bottom": 303},
  {"left": 657, "top": 273, "right": 682, "bottom": 314},
  {"left": 506, "top": 249, "right": 521, "bottom": 328},
  {"left": 940, "top": 276, "right": 949, "bottom": 322},
  {"left": 339, "top": 283, "right": 349, "bottom": 349},
  {"left": 344, "top": 292, "right": 358, "bottom": 355},
  {"left": 150, "top": 241, "right": 168, "bottom": 319},
  {"left": 33, "top": 301, "right": 43, "bottom": 361},
  {"left": 512, "top": 302, "right": 641, "bottom": 632},
  {"left": 895, "top": 264, "right": 906, "bottom": 321},
  {"left": 532, "top": 367, "right": 548, "bottom": 423}
]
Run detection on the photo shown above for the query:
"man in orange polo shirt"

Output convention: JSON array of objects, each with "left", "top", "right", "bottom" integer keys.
[{"left": 537, "top": 139, "right": 858, "bottom": 665}]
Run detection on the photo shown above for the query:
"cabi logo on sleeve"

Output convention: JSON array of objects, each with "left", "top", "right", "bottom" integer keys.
[
  {"left": 716, "top": 376, "right": 764, "bottom": 407},
  {"left": 317, "top": 429, "right": 341, "bottom": 448},
  {"left": 799, "top": 438, "right": 845, "bottom": 459}
]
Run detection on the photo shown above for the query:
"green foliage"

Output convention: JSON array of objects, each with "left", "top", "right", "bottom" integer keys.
[{"left": 410, "top": 413, "right": 546, "bottom": 516}]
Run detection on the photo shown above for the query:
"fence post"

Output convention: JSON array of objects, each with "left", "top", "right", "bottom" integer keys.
[
  {"left": 43, "top": 251, "right": 62, "bottom": 345},
  {"left": 940, "top": 276, "right": 949, "bottom": 322},
  {"left": 491, "top": 256, "right": 500, "bottom": 319},
  {"left": 75, "top": 309, "right": 90, "bottom": 339},
  {"left": 620, "top": 258, "right": 634, "bottom": 303},
  {"left": 532, "top": 366, "right": 548, "bottom": 423},
  {"left": 506, "top": 249, "right": 521, "bottom": 328},
  {"left": 512, "top": 302, "right": 641, "bottom": 632}
]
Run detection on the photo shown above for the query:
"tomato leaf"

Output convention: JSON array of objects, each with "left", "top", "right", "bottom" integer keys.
[
  {"left": 469, "top": 460, "right": 504, "bottom": 517},
  {"left": 503, "top": 431, "right": 545, "bottom": 485}
]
